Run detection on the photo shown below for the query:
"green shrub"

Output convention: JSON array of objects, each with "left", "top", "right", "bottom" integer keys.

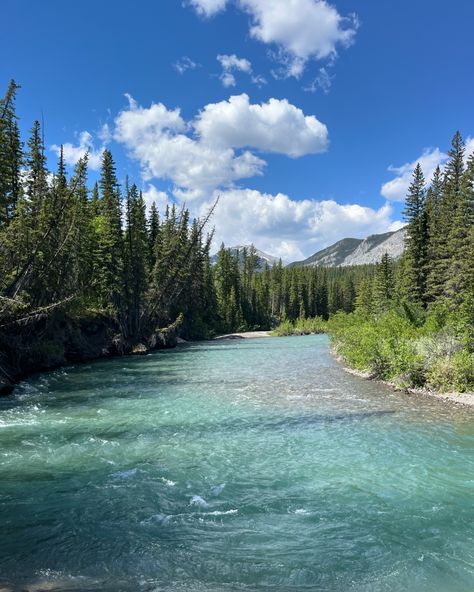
[
  {"left": 427, "top": 351, "right": 474, "bottom": 392},
  {"left": 272, "top": 317, "right": 326, "bottom": 336}
]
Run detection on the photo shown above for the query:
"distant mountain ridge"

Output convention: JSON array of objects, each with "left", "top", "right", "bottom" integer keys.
[
  {"left": 212, "top": 228, "right": 406, "bottom": 270},
  {"left": 210, "top": 245, "right": 285, "bottom": 270},
  {"left": 290, "top": 227, "right": 406, "bottom": 268}
]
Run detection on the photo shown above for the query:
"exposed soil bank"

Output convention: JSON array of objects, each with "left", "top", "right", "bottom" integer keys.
[{"left": 0, "top": 312, "right": 180, "bottom": 396}]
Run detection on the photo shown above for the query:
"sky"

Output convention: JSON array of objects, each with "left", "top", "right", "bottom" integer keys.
[{"left": 2, "top": 0, "right": 474, "bottom": 261}]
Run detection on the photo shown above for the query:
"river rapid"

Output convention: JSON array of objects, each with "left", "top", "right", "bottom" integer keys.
[{"left": 1, "top": 335, "right": 474, "bottom": 591}]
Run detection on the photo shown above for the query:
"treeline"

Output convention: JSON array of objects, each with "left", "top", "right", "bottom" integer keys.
[
  {"left": 0, "top": 80, "right": 216, "bottom": 366},
  {"left": 0, "top": 79, "right": 373, "bottom": 359},
  {"left": 356, "top": 131, "right": 474, "bottom": 314},
  {"left": 212, "top": 244, "right": 374, "bottom": 333},
  {"left": 328, "top": 131, "right": 474, "bottom": 392},
  {"left": 5, "top": 79, "right": 473, "bottom": 393}
]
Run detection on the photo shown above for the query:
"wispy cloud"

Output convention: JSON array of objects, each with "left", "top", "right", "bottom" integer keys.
[
  {"left": 217, "top": 54, "right": 266, "bottom": 88},
  {"left": 187, "top": 0, "right": 228, "bottom": 18},
  {"left": 51, "top": 130, "right": 107, "bottom": 170},
  {"left": 174, "top": 56, "right": 201, "bottom": 74},
  {"left": 304, "top": 67, "right": 334, "bottom": 94}
]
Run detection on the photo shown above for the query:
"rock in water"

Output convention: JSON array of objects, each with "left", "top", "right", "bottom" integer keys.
[{"left": 131, "top": 343, "right": 149, "bottom": 355}]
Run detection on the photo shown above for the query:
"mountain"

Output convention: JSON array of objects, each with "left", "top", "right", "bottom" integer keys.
[
  {"left": 211, "top": 246, "right": 284, "bottom": 270},
  {"left": 290, "top": 227, "right": 406, "bottom": 268}
]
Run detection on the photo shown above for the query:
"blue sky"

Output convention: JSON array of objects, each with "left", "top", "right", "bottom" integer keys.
[{"left": 2, "top": 0, "right": 474, "bottom": 260}]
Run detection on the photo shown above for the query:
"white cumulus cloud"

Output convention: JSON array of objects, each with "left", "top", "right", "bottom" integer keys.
[
  {"left": 189, "top": 0, "right": 358, "bottom": 78},
  {"left": 381, "top": 148, "right": 448, "bottom": 202},
  {"left": 217, "top": 54, "right": 251, "bottom": 88},
  {"left": 114, "top": 94, "right": 268, "bottom": 200},
  {"left": 217, "top": 54, "right": 266, "bottom": 88},
  {"left": 217, "top": 54, "right": 252, "bottom": 73},
  {"left": 51, "top": 130, "right": 105, "bottom": 170},
  {"left": 239, "top": 0, "right": 357, "bottom": 63},
  {"left": 199, "top": 189, "right": 399, "bottom": 260},
  {"left": 114, "top": 93, "right": 327, "bottom": 198},
  {"left": 188, "top": 0, "right": 228, "bottom": 17},
  {"left": 141, "top": 184, "right": 173, "bottom": 212},
  {"left": 195, "top": 93, "right": 328, "bottom": 157}
]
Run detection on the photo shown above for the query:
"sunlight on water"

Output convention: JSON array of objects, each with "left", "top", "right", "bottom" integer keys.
[{"left": 1, "top": 335, "right": 474, "bottom": 591}]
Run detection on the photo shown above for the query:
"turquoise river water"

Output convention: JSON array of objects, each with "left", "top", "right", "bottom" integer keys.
[{"left": 1, "top": 335, "right": 474, "bottom": 591}]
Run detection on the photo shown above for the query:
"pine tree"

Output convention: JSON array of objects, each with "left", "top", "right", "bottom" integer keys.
[
  {"left": 95, "top": 149, "right": 124, "bottom": 311},
  {"left": 147, "top": 201, "right": 159, "bottom": 270},
  {"left": 0, "top": 80, "right": 22, "bottom": 225},
  {"left": 425, "top": 166, "right": 446, "bottom": 301},
  {"left": 445, "top": 136, "right": 472, "bottom": 304},
  {"left": 402, "top": 163, "right": 428, "bottom": 304},
  {"left": 373, "top": 252, "right": 394, "bottom": 312},
  {"left": 123, "top": 184, "right": 148, "bottom": 338}
]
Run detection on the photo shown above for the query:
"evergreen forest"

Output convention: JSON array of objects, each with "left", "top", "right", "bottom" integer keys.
[{"left": 1, "top": 80, "right": 474, "bottom": 393}]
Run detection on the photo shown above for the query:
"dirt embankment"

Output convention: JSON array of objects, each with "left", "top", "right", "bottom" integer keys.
[{"left": 0, "top": 312, "right": 179, "bottom": 396}]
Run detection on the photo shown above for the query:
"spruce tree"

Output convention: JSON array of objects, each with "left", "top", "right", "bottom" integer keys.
[
  {"left": 25, "top": 120, "right": 48, "bottom": 223},
  {"left": 425, "top": 166, "right": 446, "bottom": 301},
  {"left": 445, "top": 137, "right": 472, "bottom": 304},
  {"left": 0, "top": 80, "right": 22, "bottom": 226},
  {"left": 95, "top": 149, "right": 124, "bottom": 311},
  {"left": 402, "top": 163, "right": 428, "bottom": 304},
  {"left": 123, "top": 184, "right": 148, "bottom": 338},
  {"left": 373, "top": 252, "right": 394, "bottom": 312},
  {"left": 147, "top": 201, "right": 159, "bottom": 270}
]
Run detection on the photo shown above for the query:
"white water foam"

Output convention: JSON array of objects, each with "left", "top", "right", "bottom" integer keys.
[
  {"left": 209, "top": 483, "right": 226, "bottom": 496},
  {"left": 111, "top": 468, "right": 137, "bottom": 479},
  {"left": 190, "top": 495, "right": 209, "bottom": 508},
  {"left": 161, "top": 477, "right": 176, "bottom": 486}
]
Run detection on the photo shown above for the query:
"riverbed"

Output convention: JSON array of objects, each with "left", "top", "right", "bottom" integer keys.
[{"left": 1, "top": 335, "right": 474, "bottom": 591}]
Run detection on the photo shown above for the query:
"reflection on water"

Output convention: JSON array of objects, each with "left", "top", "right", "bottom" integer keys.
[{"left": 1, "top": 335, "right": 474, "bottom": 591}]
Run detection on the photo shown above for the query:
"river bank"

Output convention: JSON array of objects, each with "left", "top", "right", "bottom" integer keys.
[
  {"left": 333, "top": 349, "right": 474, "bottom": 408},
  {"left": 0, "top": 312, "right": 181, "bottom": 397},
  {"left": 0, "top": 321, "right": 272, "bottom": 397}
]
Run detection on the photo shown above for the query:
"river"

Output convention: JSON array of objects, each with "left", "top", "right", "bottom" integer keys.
[{"left": 1, "top": 335, "right": 474, "bottom": 591}]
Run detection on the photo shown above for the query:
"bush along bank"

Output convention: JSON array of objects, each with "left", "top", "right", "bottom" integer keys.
[
  {"left": 270, "top": 302, "right": 474, "bottom": 396},
  {"left": 271, "top": 317, "right": 327, "bottom": 336},
  {"left": 327, "top": 305, "right": 474, "bottom": 394}
]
